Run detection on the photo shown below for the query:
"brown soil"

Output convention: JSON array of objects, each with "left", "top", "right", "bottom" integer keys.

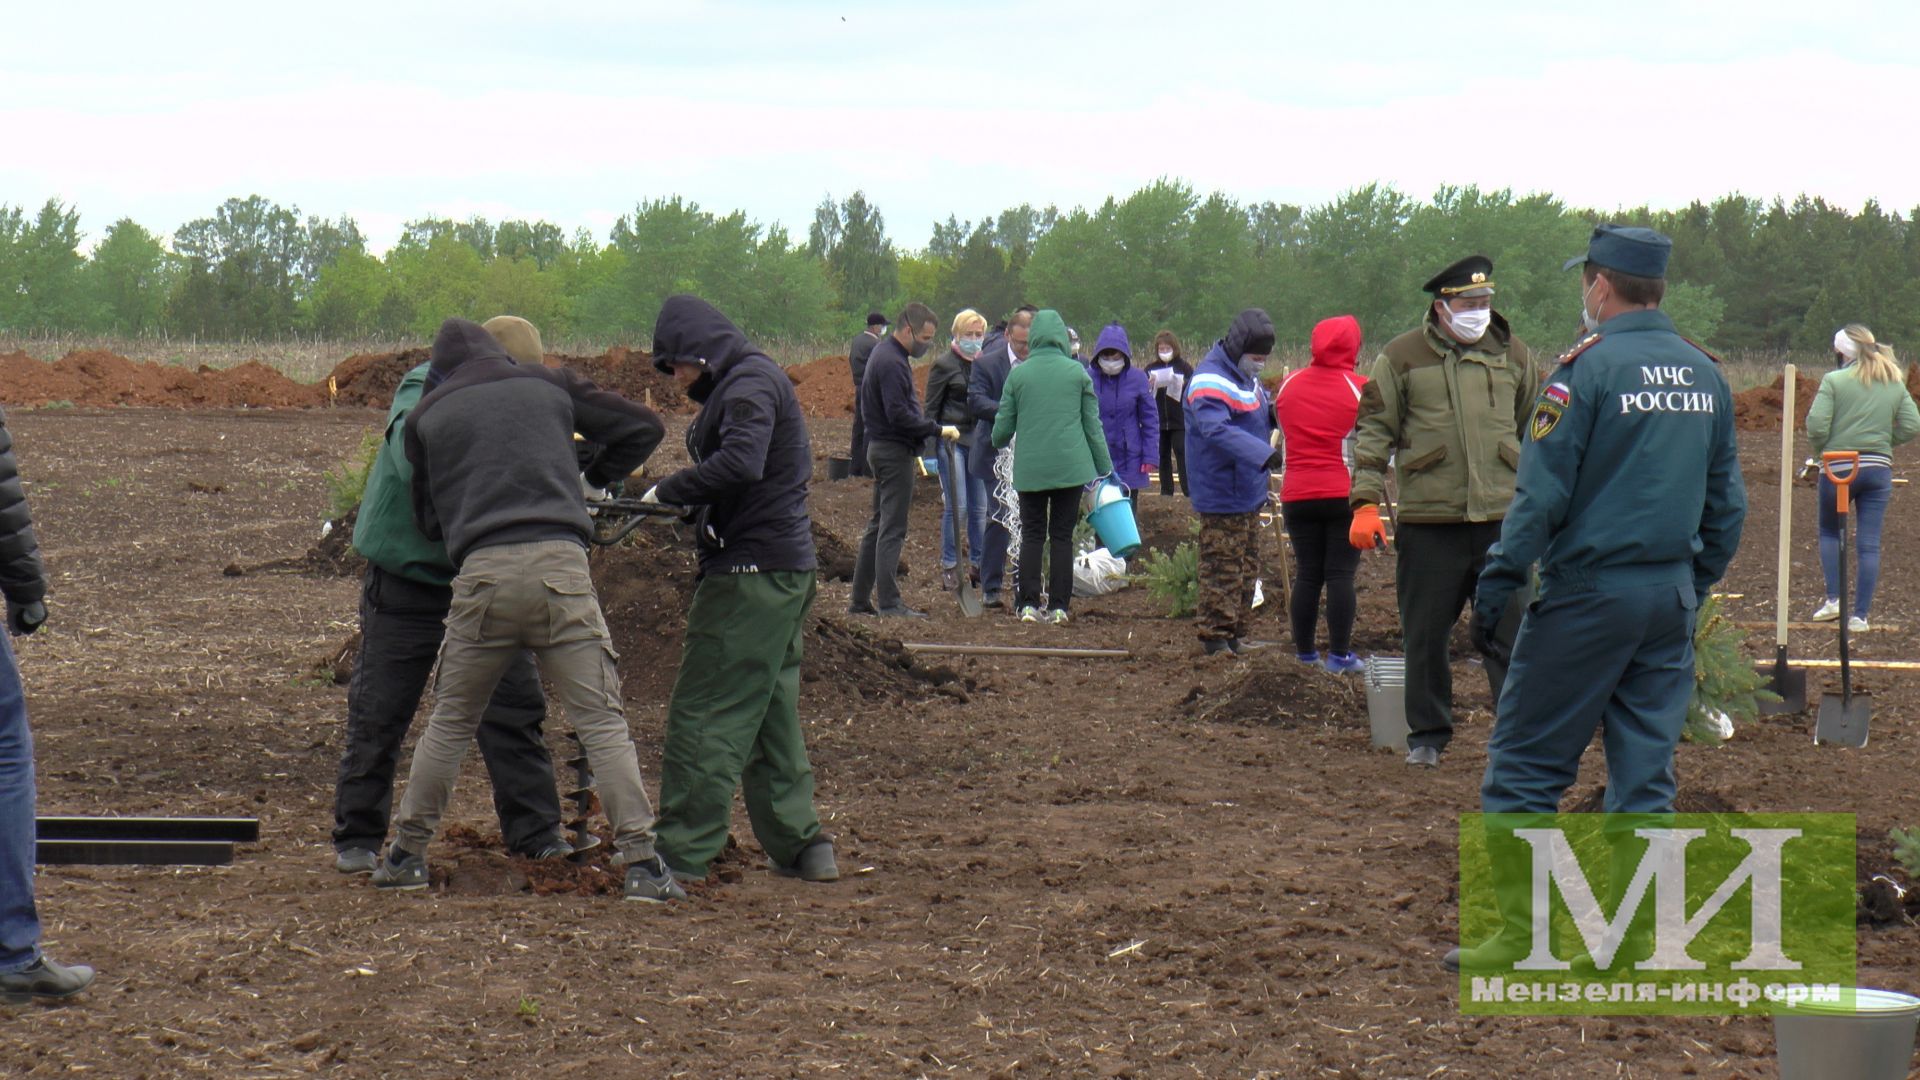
[
  {"left": 327, "top": 348, "right": 428, "bottom": 408},
  {"left": 1733, "top": 370, "right": 1823, "bottom": 433},
  {"left": 786, "top": 351, "right": 935, "bottom": 421},
  {"left": 7, "top": 409, "right": 1918, "bottom": 1078}
]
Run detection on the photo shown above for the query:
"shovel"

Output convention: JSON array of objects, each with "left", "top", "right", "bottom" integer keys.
[
  {"left": 1760, "top": 363, "right": 1808, "bottom": 714},
  {"left": 943, "top": 440, "right": 984, "bottom": 618},
  {"left": 1815, "top": 451, "right": 1871, "bottom": 747}
]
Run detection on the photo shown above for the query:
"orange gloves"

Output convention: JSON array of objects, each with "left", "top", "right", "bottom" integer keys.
[{"left": 1349, "top": 504, "right": 1387, "bottom": 550}]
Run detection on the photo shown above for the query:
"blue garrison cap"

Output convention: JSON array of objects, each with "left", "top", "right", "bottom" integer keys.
[{"left": 1562, "top": 224, "right": 1672, "bottom": 278}]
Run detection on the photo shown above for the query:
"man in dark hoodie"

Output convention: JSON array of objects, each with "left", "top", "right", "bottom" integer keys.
[
  {"left": 377, "top": 318, "right": 683, "bottom": 903},
  {"left": 644, "top": 295, "right": 837, "bottom": 885},
  {"left": 0, "top": 405, "right": 93, "bottom": 1005}
]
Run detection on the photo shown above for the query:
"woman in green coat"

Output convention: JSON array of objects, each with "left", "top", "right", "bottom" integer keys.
[
  {"left": 990, "top": 310, "right": 1113, "bottom": 624},
  {"left": 1806, "top": 323, "right": 1920, "bottom": 629}
]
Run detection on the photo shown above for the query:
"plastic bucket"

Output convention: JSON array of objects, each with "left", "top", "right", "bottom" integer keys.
[
  {"left": 1363, "top": 657, "right": 1408, "bottom": 752},
  {"left": 827, "top": 456, "right": 852, "bottom": 481},
  {"left": 1087, "top": 480, "right": 1141, "bottom": 558},
  {"left": 1774, "top": 988, "right": 1920, "bottom": 1080}
]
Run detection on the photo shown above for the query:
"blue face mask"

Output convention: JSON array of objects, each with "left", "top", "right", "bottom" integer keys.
[{"left": 956, "top": 337, "right": 983, "bottom": 357}]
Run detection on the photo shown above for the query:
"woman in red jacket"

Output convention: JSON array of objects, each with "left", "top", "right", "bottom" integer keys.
[{"left": 1275, "top": 315, "right": 1368, "bottom": 673}]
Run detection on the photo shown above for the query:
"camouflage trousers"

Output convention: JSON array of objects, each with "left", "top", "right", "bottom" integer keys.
[{"left": 1196, "top": 510, "right": 1263, "bottom": 642}]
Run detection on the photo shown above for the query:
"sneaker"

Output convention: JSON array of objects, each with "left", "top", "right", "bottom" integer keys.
[
  {"left": 941, "top": 567, "right": 959, "bottom": 591},
  {"left": 371, "top": 849, "right": 429, "bottom": 891},
  {"left": 982, "top": 590, "right": 1000, "bottom": 607},
  {"left": 1046, "top": 608, "right": 1070, "bottom": 626},
  {"left": 622, "top": 857, "right": 688, "bottom": 903},
  {"left": 0, "top": 957, "right": 95, "bottom": 1004},
  {"left": 1849, "top": 616, "right": 1870, "bottom": 633},
  {"left": 334, "top": 848, "right": 379, "bottom": 874},
  {"left": 1324, "top": 652, "right": 1367, "bottom": 675},
  {"left": 1811, "top": 598, "right": 1841, "bottom": 622},
  {"left": 771, "top": 839, "right": 840, "bottom": 883},
  {"left": 1295, "top": 651, "right": 1321, "bottom": 666},
  {"left": 876, "top": 606, "right": 927, "bottom": 618},
  {"left": 1018, "top": 606, "right": 1040, "bottom": 623},
  {"left": 1405, "top": 746, "right": 1441, "bottom": 768},
  {"left": 527, "top": 837, "right": 575, "bottom": 861}
]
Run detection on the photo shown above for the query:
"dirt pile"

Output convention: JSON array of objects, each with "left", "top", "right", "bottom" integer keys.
[
  {"left": 546, "top": 346, "right": 694, "bottom": 415},
  {"left": 1172, "top": 655, "right": 1364, "bottom": 727},
  {"left": 786, "top": 352, "right": 934, "bottom": 420},
  {"left": 0, "top": 349, "right": 325, "bottom": 409},
  {"left": 1732, "top": 370, "right": 1822, "bottom": 433},
  {"left": 327, "top": 349, "right": 427, "bottom": 408}
]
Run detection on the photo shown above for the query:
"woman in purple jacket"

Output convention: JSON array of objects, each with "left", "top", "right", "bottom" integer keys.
[{"left": 1087, "top": 322, "right": 1158, "bottom": 508}]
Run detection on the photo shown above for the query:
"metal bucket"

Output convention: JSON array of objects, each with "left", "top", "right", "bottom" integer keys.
[
  {"left": 1774, "top": 988, "right": 1920, "bottom": 1080},
  {"left": 1363, "top": 656, "right": 1408, "bottom": 752}
]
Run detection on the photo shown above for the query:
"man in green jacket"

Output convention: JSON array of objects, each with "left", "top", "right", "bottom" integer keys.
[
  {"left": 1350, "top": 257, "right": 1538, "bottom": 768},
  {"left": 330, "top": 315, "right": 567, "bottom": 873},
  {"left": 990, "top": 309, "right": 1113, "bottom": 623}
]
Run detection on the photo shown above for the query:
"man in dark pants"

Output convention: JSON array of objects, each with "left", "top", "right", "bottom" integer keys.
[
  {"left": 849, "top": 302, "right": 960, "bottom": 618},
  {"left": 967, "top": 305, "right": 1036, "bottom": 606},
  {"left": 0, "top": 405, "right": 93, "bottom": 1004},
  {"left": 1350, "top": 256, "right": 1538, "bottom": 768},
  {"left": 646, "top": 295, "right": 837, "bottom": 886},
  {"left": 332, "top": 316, "right": 568, "bottom": 873},
  {"left": 847, "top": 313, "right": 886, "bottom": 478},
  {"left": 1445, "top": 225, "right": 1746, "bottom": 973}
]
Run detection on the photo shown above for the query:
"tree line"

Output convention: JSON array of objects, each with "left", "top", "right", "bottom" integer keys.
[{"left": 4, "top": 183, "right": 1917, "bottom": 359}]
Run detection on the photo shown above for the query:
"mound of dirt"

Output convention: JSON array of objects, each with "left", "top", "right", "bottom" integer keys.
[
  {"left": 1733, "top": 370, "right": 1821, "bottom": 433},
  {"left": 0, "top": 349, "right": 326, "bottom": 409},
  {"left": 785, "top": 351, "right": 935, "bottom": 419},
  {"left": 546, "top": 347, "right": 693, "bottom": 415},
  {"left": 1173, "top": 655, "right": 1365, "bottom": 727},
  {"left": 327, "top": 348, "right": 427, "bottom": 408}
]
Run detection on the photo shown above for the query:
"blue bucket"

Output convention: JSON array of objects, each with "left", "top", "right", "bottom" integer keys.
[{"left": 1088, "top": 479, "right": 1141, "bottom": 558}]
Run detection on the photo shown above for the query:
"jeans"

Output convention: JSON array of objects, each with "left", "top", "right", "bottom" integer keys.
[
  {"left": 392, "top": 541, "right": 659, "bottom": 862},
  {"left": 1818, "top": 465, "right": 1892, "bottom": 618},
  {"left": 0, "top": 632, "right": 39, "bottom": 973},
  {"left": 850, "top": 440, "right": 918, "bottom": 611},
  {"left": 1017, "top": 487, "right": 1083, "bottom": 611},
  {"left": 333, "top": 565, "right": 563, "bottom": 856},
  {"left": 938, "top": 450, "right": 988, "bottom": 571},
  {"left": 1282, "top": 498, "right": 1361, "bottom": 656}
]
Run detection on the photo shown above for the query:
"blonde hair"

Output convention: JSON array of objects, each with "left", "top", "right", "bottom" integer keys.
[
  {"left": 951, "top": 308, "right": 986, "bottom": 336},
  {"left": 1840, "top": 324, "right": 1901, "bottom": 385}
]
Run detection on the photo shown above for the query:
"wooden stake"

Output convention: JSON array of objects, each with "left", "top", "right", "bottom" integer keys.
[{"left": 901, "top": 643, "right": 1131, "bottom": 659}]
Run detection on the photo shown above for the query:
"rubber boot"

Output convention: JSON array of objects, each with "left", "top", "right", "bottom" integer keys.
[{"left": 1444, "top": 826, "right": 1539, "bottom": 973}]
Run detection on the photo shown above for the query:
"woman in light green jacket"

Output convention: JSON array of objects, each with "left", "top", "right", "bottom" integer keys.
[
  {"left": 991, "top": 309, "right": 1113, "bottom": 624},
  {"left": 1805, "top": 323, "right": 1920, "bottom": 628}
]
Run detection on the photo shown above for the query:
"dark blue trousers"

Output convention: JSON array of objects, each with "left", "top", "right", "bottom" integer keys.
[
  {"left": 0, "top": 632, "right": 39, "bottom": 973},
  {"left": 1481, "top": 581, "right": 1698, "bottom": 815}
]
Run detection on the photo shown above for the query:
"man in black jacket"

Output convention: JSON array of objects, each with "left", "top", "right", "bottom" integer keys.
[
  {"left": 847, "top": 313, "right": 886, "bottom": 477},
  {"left": 377, "top": 318, "right": 683, "bottom": 903},
  {"left": 849, "top": 302, "right": 960, "bottom": 617},
  {"left": 967, "top": 305, "right": 1035, "bottom": 606},
  {"left": 0, "top": 409, "right": 93, "bottom": 1004},
  {"left": 644, "top": 295, "right": 837, "bottom": 885}
]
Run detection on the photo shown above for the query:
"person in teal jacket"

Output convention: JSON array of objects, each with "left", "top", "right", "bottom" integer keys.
[
  {"left": 331, "top": 316, "right": 566, "bottom": 872},
  {"left": 1804, "top": 323, "right": 1920, "bottom": 628},
  {"left": 991, "top": 309, "right": 1112, "bottom": 624}
]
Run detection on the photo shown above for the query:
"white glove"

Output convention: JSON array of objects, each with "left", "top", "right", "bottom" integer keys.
[
  {"left": 640, "top": 486, "right": 661, "bottom": 504},
  {"left": 581, "top": 474, "right": 608, "bottom": 502},
  {"left": 939, "top": 426, "right": 962, "bottom": 442}
]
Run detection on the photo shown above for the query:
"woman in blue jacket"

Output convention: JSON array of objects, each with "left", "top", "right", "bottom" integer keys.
[
  {"left": 1087, "top": 321, "right": 1158, "bottom": 508},
  {"left": 1184, "top": 309, "right": 1281, "bottom": 656}
]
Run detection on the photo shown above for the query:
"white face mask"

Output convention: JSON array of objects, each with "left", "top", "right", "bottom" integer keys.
[
  {"left": 1157, "top": 348, "right": 1174, "bottom": 362},
  {"left": 1098, "top": 357, "right": 1126, "bottom": 376},
  {"left": 1580, "top": 277, "right": 1602, "bottom": 333},
  {"left": 1443, "top": 304, "right": 1491, "bottom": 343}
]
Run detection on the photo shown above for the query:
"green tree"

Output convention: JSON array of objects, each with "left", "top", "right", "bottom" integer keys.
[
  {"left": 809, "top": 191, "right": 899, "bottom": 320},
  {"left": 0, "top": 200, "right": 90, "bottom": 331},
  {"left": 168, "top": 195, "right": 307, "bottom": 337},
  {"left": 85, "top": 218, "right": 172, "bottom": 334}
]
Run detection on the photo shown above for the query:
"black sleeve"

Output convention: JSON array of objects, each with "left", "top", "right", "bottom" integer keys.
[
  {"left": 0, "top": 411, "right": 46, "bottom": 606},
  {"left": 925, "top": 356, "right": 955, "bottom": 424},
  {"left": 553, "top": 368, "right": 666, "bottom": 485},
  {"left": 968, "top": 353, "right": 1002, "bottom": 425},
  {"left": 655, "top": 376, "right": 776, "bottom": 505},
  {"left": 403, "top": 409, "right": 443, "bottom": 542}
]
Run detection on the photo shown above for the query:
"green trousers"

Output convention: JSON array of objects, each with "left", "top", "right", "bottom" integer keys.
[{"left": 655, "top": 570, "right": 822, "bottom": 876}]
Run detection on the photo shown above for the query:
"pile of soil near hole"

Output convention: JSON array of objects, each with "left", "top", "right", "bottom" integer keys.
[
  {"left": 1732, "top": 370, "right": 1821, "bottom": 433},
  {"left": 785, "top": 352, "right": 934, "bottom": 420},
  {"left": 0, "top": 349, "right": 323, "bottom": 408},
  {"left": 0, "top": 345, "right": 696, "bottom": 414},
  {"left": 430, "top": 824, "right": 758, "bottom": 897}
]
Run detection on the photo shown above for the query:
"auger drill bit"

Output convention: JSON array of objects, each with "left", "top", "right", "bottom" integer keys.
[{"left": 563, "top": 730, "right": 602, "bottom": 861}]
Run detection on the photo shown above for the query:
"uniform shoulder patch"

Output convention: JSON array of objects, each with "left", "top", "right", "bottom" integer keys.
[
  {"left": 1680, "top": 336, "right": 1722, "bottom": 364},
  {"left": 1530, "top": 381, "right": 1571, "bottom": 441},
  {"left": 1556, "top": 333, "right": 1603, "bottom": 366}
]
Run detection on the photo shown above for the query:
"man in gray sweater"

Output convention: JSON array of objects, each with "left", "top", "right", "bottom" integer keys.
[{"left": 378, "top": 318, "right": 682, "bottom": 903}]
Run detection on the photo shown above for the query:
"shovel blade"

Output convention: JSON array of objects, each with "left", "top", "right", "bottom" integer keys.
[
  {"left": 955, "top": 582, "right": 984, "bottom": 618},
  {"left": 1759, "top": 667, "right": 1808, "bottom": 714},
  {"left": 1815, "top": 693, "right": 1872, "bottom": 748}
]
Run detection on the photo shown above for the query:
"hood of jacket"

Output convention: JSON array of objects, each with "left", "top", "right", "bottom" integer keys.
[
  {"left": 651, "top": 294, "right": 756, "bottom": 382},
  {"left": 1222, "top": 308, "right": 1276, "bottom": 362},
  {"left": 1091, "top": 321, "right": 1131, "bottom": 362},
  {"left": 427, "top": 318, "right": 514, "bottom": 388},
  {"left": 1310, "top": 315, "right": 1361, "bottom": 371},
  {"left": 1028, "top": 309, "right": 1072, "bottom": 361}
]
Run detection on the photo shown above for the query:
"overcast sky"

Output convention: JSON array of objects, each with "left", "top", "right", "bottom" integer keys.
[{"left": 8, "top": 0, "right": 1919, "bottom": 253}]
